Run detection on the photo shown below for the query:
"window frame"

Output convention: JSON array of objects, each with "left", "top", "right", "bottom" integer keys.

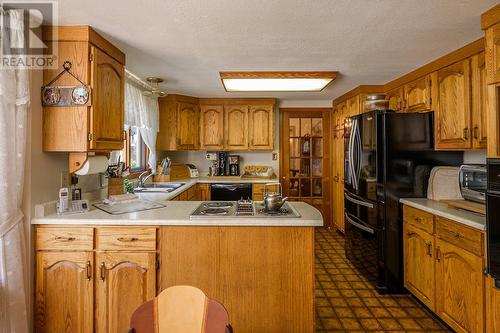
[{"left": 122, "top": 125, "right": 149, "bottom": 179}]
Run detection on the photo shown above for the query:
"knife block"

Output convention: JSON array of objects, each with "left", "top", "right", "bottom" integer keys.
[{"left": 108, "top": 177, "right": 125, "bottom": 197}]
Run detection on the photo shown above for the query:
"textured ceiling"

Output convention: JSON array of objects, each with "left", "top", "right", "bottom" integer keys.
[{"left": 51, "top": 0, "right": 496, "bottom": 101}]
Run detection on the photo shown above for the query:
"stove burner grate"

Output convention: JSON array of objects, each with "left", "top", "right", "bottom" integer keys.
[{"left": 200, "top": 208, "right": 229, "bottom": 215}]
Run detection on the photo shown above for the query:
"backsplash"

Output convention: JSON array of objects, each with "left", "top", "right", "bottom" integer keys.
[
  {"left": 158, "top": 151, "right": 280, "bottom": 176},
  {"left": 463, "top": 151, "right": 487, "bottom": 164}
]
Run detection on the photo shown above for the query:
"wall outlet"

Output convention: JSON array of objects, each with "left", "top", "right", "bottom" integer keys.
[
  {"left": 272, "top": 153, "right": 278, "bottom": 160},
  {"left": 60, "top": 172, "right": 69, "bottom": 187}
]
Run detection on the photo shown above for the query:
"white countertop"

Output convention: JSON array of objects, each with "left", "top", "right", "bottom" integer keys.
[
  {"left": 400, "top": 198, "right": 486, "bottom": 231},
  {"left": 32, "top": 201, "right": 323, "bottom": 227}
]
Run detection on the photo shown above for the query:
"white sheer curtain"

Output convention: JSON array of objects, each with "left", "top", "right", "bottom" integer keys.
[
  {"left": 0, "top": 9, "right": 29, "bottom": 333},
  {"left": 125, "top": 81, "right": 159, "bottom": 173}
]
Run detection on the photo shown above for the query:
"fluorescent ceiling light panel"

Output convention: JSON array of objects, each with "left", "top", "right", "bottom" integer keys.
[{"left": 219, "top": 71, "right": 337, "bottom": 92}]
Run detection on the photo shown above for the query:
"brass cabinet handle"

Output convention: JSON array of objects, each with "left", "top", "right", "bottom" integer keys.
[
  {"left": 436, "top": 247, "right": 441, "bottom": 262},
  {"left": 55, "top": 236, "right": 76, "bottom": 242},
  {"left": 426, "top": 242, "right": 433, "bottom": 257},
  {"left": 453, "top": 232, "right": 463, "bottom": 239},
  {"left": 407, "top": 231, "right": 416, "bottom": 236},
  {"left": 100, "top": 262, "right": 105, "bottom": 281},
  {"left": 463, "top": 128, "right": 469, "bottom": 140},
  {"left": 86, "top": 261, "right": 91, "bottom": 280},
  {"left": 415, "top": 216, "right": 423, "bottom": 223},
  {"left": 473, "top": 126, "right": 479, "bottom": 140},
  {"left": 117, "top": 237, "right": 139, "bottom": 242}
]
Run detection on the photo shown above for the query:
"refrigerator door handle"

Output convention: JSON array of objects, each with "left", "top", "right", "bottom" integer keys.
[
  {"left": 345, "top": 193, "right": 374, "bottom": 209},
  {"left": 354, "top": 118, "right": 362, "bottom": 190},
  {"left": 345, "top": 213, "right": 375, "bottom": 234},
  {"left": 347, "top": 119, "right": 356, "bottom": 187},
  {"left": 350, "top": 119, "right": 359, "bottom": 190}
]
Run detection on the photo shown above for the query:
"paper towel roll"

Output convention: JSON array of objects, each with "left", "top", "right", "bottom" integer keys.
[{"left": 75, "top": 155, "right": 109, "bottom": 175}]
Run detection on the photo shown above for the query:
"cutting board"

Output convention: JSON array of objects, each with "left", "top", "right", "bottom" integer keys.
[
  {"left": 442, "top": 200, "right": 486, "bottom": 215},
  {"left": 93, "top": 199, "right": 165, "bottom": 215}
]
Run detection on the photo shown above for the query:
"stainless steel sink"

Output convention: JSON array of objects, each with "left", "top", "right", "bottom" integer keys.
[{"left": 134, "top": 183, "right": 185, "bottom": 193}]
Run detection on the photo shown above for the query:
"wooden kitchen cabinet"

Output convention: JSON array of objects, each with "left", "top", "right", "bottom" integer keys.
[
  {"left": 225, "top": 105, "right": 249, "bottom": 150},
  {"left": 157, "top": 95, "right": 200, "bottom": 151},
  {"left": 484, "top": 21, "right": 500, "bottom": 84},
  {"left": 471, "top": 52, "right": 488, "bottom": 149},
  {"left": 331, "top": 105, "right": 346, "bottom": 232},
  {"left": 96, "top": 252, "right": 156, "bottom": 333},
  {"left": 434, "top": 59, "right": 472, "bottom": 150},
  {"left": 403, "top": 224, "right": 435, "bottom": 310},
  {"left": 35, "top": 251, "right": 94, "bottom": 333},
  {"left": 249, "top": 105, "right": 274, "bottom": 150},
  {"left": 435, "top": 238, "right": 484, "bottom": 333},
  {"left": 403, "top": 75, "right": 432, "bottom": 112},
  {"left": 177, "top": 102, "right": 200, "bottom": 149},
  {"left": 486, "top": 276, "right": 500, "bottom": 333},
  {"left": 42, "top": 26, "right": 125, "bottom": 153},
  {"left": 199, "top": 183, "right": 211, "bottom": 201},
  {"left": 386, "top": 86, "right": 405, "bottom": 111},
  {"left": 200, "top": 105, "right": 224, "bottom": 150},
  {"left": 89, "top": 46, "right": 125, "bottom": 151}
]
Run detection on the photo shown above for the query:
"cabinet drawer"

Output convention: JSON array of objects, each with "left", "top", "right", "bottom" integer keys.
[
  {"left": 436, "top": 217, "right": 484, "bottom": 256},
  {"left": 36, "top": 227, "right": 94, "bottom": 251},
  {"left": 96, "top": 227, "right": 156, "bottom": 251},
  {"left": 403, "top": 206, "right": 434, "bottom": 234}
]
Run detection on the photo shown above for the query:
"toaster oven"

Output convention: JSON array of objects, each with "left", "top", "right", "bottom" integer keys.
[{"left": 459, "top": 164, "right": 486, "bottom": 203}]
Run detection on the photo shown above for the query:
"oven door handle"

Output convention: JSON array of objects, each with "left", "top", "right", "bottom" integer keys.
[
  {"left": 345, "top": 213, "right": 375, "bottom": 234},
  {"left": 345, "top": 193, "right": 374, "bottom": 209}
]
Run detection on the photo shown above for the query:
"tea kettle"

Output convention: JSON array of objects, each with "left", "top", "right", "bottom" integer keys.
[{"left": 263, "top": 183, "right": 288, "bottom": 211}]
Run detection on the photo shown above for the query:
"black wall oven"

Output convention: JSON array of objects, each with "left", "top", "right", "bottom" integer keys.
[
  {"left": 487, "top": 159, "right": 500, "bottom": 281},
  {"left": 210, "top": 183, "right": 252, "bottom": 201}
]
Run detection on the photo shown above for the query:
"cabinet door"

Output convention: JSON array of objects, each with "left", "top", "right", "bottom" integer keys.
[
  {"left": 404, "top": 76, "right": 432, "bottom": 112},
  {"left": 403, "top": 224, "right": 435, "bottom": 310},
  {"left": 96, "top": 252, "right": 156, "bottom": 333},
  {"left": 200, "top": 105, "right": 224, "bottom": 150},
  {"left": 249, "top": 105, "right": 274, "bottom": 150},
  {"left": 347, "top": 96, "right": 360, "bottom": 117},
  {"left": 435, "top": 239, "right": 484, "bottom": 333},
  {"left": 35, "top": 251, "right": 93, "bottom": 333},
  {"left": 386, "top": 87, "right": 404, "bottom": 112},
  {"left": 89, "top": 46, "right": 125, "bottom": 151},
  {"left": 224, "top": 105, "right": 249, "bottom": 150},
  {"left": 177, "top": 102, "right": 199, "bottom": 149},
  {"left": 472, "top": 53, "right": 488, "bottom": 149},
  {"left": 485, "top": 22, "right": 500, "bottom": 84},
  {"left": 486, "top": 276, "right": 500, "bottom": 333},
  {"left": 434, "top": 60, "right": 472, "bottom": 150}
]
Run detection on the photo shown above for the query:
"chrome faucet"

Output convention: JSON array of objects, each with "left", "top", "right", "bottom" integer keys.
[{"left": 138, "top": 170, "right": 154, "bottom": 188}]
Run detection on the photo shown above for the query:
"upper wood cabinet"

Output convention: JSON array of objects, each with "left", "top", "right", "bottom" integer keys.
[
  {"left": 403, "top": 224, "right": 435, "bottom": 310},
  {"left": 158, "top": 97, "right": 275, "bottom": 151},
  {"left": 89, "top": 46, "right": 125, "bottom": 151},
  {"left": 200, "top": 105, "right": 224, "bottom": 150},
  {"left": 484, "top": 21, "right": 500, "bottom": 84},
  {"left": 35, "top": 251, "right": 94, "bottom": 333},
  {"left": 404, "top": 75, "right": 432, "bottom": 112},
  {"left": 346, "top": 96, "right": 360, "bottom": 117},
  {"left": 435, "top": 238, "right": 485, "bottom": 333},
  {"left": 96, "top": 252, "right": 156, "bottom": 333},
  {"left": 224, "top": 105, "right": 249, "bottom": 150},
  {"left": 472, "top": 53, "right": 488, "bottom": 149},
  {"left": 42, "top": 26, "right": 125, "bottom": 153},
  {"left": 386, "top": 87, "right": 405, "bottom": 112},
  {"left": 248, "top": 105, "right": 274, "bottom": 150},
  {"left": 177, "top": 102, "right": 200, "bottom": 149},
  {"left": 157, "top": 95, "right": 200, "bottom": 151},
  {"left": 434, "top": 59, "right": 472, "bottom": 150}
]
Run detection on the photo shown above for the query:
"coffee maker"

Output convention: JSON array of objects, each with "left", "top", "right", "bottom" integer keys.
[
  {"left": 217, "top": 152, "right": 228, "bottom": 176},
  {"left": 228, "top": 155, "right": 240, "bottom": 176}
]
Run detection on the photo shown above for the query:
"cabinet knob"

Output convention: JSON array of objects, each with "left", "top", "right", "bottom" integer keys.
[
  {"left": 426, "top": 242, "right": 432, "bottom": 257},
  {"left": 436, "top": 247, "right": 441, "bottom": 262},
  {"left": 473, "top": 126, "right": 479, "bottom": 140},
  {"left": 463, "top": 128, "right": 470, "bottom": 140}
]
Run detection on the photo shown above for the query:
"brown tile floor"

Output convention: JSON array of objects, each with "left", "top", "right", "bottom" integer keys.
[{"left": 315, "top": 227, "right": 452, "bottom": 332}]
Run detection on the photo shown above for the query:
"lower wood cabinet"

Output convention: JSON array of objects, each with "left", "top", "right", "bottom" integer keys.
[
  {"left": 403, "top": 224, "right": 435, "bottom": 310},
  {"left": 403, "top": 205, "right": 487, "bottom": 333},
  {"left": 35, "top": 227, "right": 157, "bottom": 333},
  {"left": 35, "top": 251, "right": 94, "bottom": 333},
  {"left": 486, "top": 276, "right": 500, "bottom": 332},
  {"left": 435, "top": 238, "right": 485, "bottom": 333},
  {"left": 96, "top": 252, "right": 156, "bottom": 333}
]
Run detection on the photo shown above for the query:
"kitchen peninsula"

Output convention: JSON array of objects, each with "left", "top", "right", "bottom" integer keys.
[{"left": 32, "top": 198, "right": 322, "bottom": 333}]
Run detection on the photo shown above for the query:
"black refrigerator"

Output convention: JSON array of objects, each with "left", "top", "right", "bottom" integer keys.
[{"left": 343, "top": 110, "right": 462, "bottom": 294}]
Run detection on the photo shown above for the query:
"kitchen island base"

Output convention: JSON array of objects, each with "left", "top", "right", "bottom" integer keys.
[{"left": 159, "top": 226, "right": 314, "bottom": 333}]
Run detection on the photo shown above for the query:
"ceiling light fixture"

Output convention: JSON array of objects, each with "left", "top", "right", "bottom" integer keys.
[{"left": 219, "top": 71, "right": 337, "bottom": 92}]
